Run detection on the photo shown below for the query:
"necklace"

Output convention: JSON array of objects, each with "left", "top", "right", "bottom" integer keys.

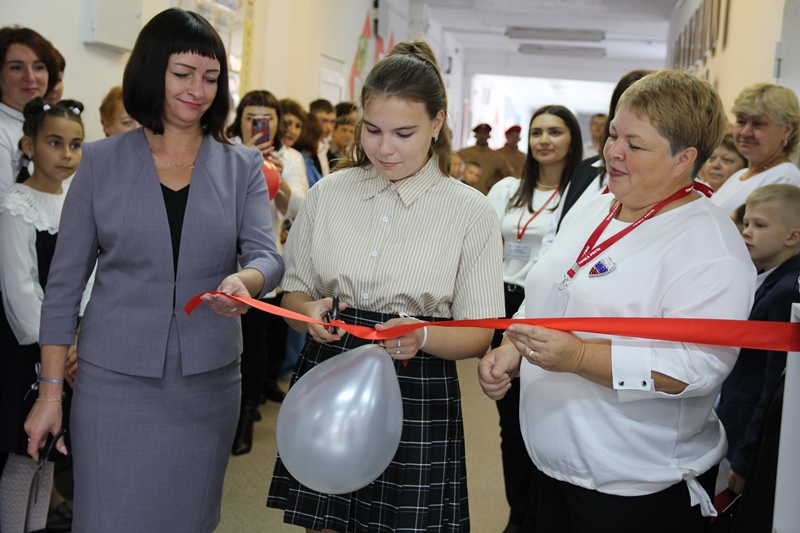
[
  {"left": 150, "top": 149, "right": 195, "bottom": 170},
  {"left": 535, "top": 183, "right": 558, "bottom": 191}
]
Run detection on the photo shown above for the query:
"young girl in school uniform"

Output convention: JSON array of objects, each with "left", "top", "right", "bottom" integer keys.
[{"left": 0, "top": 97, "right": 85, "bottom": 533}]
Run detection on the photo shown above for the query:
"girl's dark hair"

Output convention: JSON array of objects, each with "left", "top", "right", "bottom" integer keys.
[
  {"left": 342, "top": 39, "right": 453, "bottom": 176},
  {"left": 226, "top": 90, "right": 283, "bottom": 150},
  {"left": 122, "top": 8, "right": 230, "bottom": 143},
  {"left": 508, "top": 105, "right": 583, "bottom": 212},
  {"left": 17, "top": 97, "right": 84, "bottom": 182},
  {"left": 293, "top": 112, "right": 323, "bottom": 155},
  {"left": 0, "top": 26, "right": 61, "bottom": 101}
]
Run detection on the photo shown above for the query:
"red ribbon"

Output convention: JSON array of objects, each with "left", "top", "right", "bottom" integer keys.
[{"left": 185, "top": 292, "right": 800, "bottom": 352}]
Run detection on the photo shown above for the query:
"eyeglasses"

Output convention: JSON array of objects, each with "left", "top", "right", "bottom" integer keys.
[{"left": 32, "top": 427, "right": 66, "bottom": 506}]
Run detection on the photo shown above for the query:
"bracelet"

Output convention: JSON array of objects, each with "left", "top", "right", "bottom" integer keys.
[
  {"left": 35, "top": 397, "right": 62, "bottom": 402},
  {"left": 39, "top": 377, "right": 64, "bottom": 385},
  {"left": 399, "top": 312, "right": 427, "bottom": 350}
]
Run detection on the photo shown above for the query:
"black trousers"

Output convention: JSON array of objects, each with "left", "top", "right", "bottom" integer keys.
[
  {"left": 492, "top": 283, "right": 538, "bottom": 529},
  {"left": 240, "top": 292, "right": 287, "bottom": 400},
  {"left": 536, "top": 466, "right": 718, "bottom": 533}
]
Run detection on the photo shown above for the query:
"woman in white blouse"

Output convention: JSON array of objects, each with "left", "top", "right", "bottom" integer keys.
[
  {"left": 485, "top": 104, "right": 583, "bottom": 532},
  {"left": 0, "top": 26, "right": 60, "bottom": 195},
  {"left": 479, "top": 70, "right": 755, "bottom": 532},
  {"left": 712, "top": 83, "right": 800, "bottom": 215}
]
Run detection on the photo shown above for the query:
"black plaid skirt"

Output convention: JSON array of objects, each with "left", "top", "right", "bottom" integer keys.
[{"left": 267, "top": 307, "right": 469, "bottom": 532}]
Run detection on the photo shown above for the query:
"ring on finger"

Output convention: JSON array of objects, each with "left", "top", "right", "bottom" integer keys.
[
  {"left": 527, "top": 348, "right": 538, "bottom": 362},
  {"left": 230, "top": 306, "right": 238, "bottom": 313}
]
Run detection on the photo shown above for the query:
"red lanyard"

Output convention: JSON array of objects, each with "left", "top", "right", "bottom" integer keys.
[
  {"left": 517, "top": 188, "right": 559, "bottom": 241},
  {"left": 564, "top": 183, "right": 702, "bottom": 281},
  {"left": 600, "top": 180, "right": 711, "bottom": 198}
]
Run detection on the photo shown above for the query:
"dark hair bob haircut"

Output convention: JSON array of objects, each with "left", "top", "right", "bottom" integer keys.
[{"left": 123, "top": 8, "right": 230, "bottom": 143}]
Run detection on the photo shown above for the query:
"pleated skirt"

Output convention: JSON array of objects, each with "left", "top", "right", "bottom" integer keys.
[
  {"left": 267, "top": 307, "right": 469, "bottom": 532},
  {"left": 70, "top": 315, "right": 240, "bottom": 533}
]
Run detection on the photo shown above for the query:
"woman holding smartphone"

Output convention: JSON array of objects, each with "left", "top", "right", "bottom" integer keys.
[{"left": 226, "top": 90, "right": 308, "bottom": 455}]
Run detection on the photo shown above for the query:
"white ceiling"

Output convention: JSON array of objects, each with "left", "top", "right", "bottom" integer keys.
[{"left": 421, "top": 0, "right": 678, "bottom": 80}]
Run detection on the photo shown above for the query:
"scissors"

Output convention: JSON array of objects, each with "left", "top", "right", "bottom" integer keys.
[
  {"left": 33, "top": 426, "right": 66, "bottom": 505},
  {"left": 324, "top": 295, "right": 340, "bottom": 333}
]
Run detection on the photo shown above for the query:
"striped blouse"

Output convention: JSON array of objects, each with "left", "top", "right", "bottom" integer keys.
[{"left": 281, "top": 157, "right": 504, "bottom": 320}]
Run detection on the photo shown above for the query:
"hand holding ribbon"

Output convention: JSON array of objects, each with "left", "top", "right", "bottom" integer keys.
[{"left": 186, "top": 292, "right": 800, "bottom": 353}]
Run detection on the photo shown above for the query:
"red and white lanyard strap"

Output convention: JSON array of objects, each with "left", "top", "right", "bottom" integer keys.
[
  {"left": 600, "top": 180, "right": 712, "bottom": 198},
  {"left": 560, "top": 183, "right": 697, "bottom": 288},
  {"left": 516, "top": 187, "right": 559, "bottom": 242}
]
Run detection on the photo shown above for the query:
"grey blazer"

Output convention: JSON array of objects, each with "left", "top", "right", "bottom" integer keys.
[{"left": 40, "top": 129, "right": 284, "bottom": 377}]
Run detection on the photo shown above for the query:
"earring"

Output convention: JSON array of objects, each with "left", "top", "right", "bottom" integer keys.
[
  {"left": 433, "top": 131, "right": 439, "bottom": 142},
  {"left": 783, "top": 139, "right": 788, "bottom": 147}
]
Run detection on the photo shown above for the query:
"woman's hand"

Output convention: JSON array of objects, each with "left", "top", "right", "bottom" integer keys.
[
  {"left": 65, "top": 344, "right": 78, "bottom": 388},
  {"left": 505, "top": 324, "right": 585, "bottom": 374},
  {"left": 200, "top": 273, "right": 253, "bottom": 318},
  {"left": 374, "top": 318, "right": 426, "bottom": 360},
  {"left": 728, "top": 469, "right": 746, "bottom": 494},
  {"left": 303, "top": 297, "right": 348, "bottom": 343},
  {"left": 25, "top": 400, "right": 65, "bottom": 461},
  {"left": 478, "top": 343, "right": 521, "bottom": 400}
]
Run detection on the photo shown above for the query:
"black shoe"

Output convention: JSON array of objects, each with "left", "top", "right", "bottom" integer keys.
[
  {"left": 46, "top": 501, "right": 72, "bottom": 532},
  {"left": 231, "top": 399, "right": 258, "bottom": 456},
  {"left": 263, "top": 381, "right": 286, "bottom": 403},
  {"left": 254, "top": 408, "right": 262, "bottom": 422}
]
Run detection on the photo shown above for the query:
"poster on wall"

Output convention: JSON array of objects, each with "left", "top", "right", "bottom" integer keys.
[{"left": 348, "top": 11, "right": 395, "bottom": 102}]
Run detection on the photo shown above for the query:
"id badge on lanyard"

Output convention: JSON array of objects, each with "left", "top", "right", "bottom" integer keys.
[{"left": 504, "top": 241, "right": 532, "bottom": 261}]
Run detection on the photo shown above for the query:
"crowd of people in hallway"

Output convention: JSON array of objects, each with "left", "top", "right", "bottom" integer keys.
[{"left": 1, "top": 6, "right": 800, "bottom": 533}]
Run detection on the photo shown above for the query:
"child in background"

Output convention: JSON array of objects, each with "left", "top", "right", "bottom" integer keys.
[
  {"left": 716, "top": 184, "right": 800, "bottom": 505},
  {"left": 449, "top": 152, "right": 463, "bottom": 178},
  {"left": 460, "top": 160, "right": 481, "bottom": 187},
  {"left": 0, "top": 97, "right": 85, "bottom": 533}
]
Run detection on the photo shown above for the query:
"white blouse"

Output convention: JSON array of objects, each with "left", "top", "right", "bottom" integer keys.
[
  {"left": 0, "top": 102, "right": 25, "bottom": 195},
  {"left": 711, "top": 162, "right": 800, "bottom": 216},
  {"left": 2, "top": 183, "right": 86, "bottom": 345},
  {"left": 520, "top": 193, "right": 755, "bottom": 516},
  {"left": 487, "top": 176, "right": 561, "bottom": 287}
]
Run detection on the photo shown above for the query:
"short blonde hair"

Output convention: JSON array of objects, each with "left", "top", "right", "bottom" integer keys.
[
  {"left": 746, "top": 183, "right": 800, "bottom": 227},
  {"left": 732, "top": 83, "right": 800, "bottom": 156},
  {"left": 617, "top": 70, "right": 726, "bottom": 176}
]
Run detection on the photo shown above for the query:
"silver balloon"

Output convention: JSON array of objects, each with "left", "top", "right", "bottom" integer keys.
[{"left": 276, "top": 344, "right": 404, "bottom": 494}]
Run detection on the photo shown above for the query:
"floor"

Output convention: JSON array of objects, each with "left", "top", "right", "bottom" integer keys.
[{"left": 216, "top": 357, "right": 509, "bottom": 532}]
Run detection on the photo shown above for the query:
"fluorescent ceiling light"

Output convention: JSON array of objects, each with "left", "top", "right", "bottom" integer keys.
[
  {"left": 518, "top": 44, "right": 606, "bottom": 58},
  {"left": 507, "top": 27, "right": 605, "bottom": 42}
]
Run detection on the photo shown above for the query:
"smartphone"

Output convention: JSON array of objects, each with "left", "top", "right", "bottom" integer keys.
[{"left": 251, "top": 116, "right": 270, "bottom": 143}]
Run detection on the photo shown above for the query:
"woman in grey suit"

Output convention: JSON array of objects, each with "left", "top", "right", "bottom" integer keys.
[{"left": 23, "top": 8, "right": 284, "bottom": 532}]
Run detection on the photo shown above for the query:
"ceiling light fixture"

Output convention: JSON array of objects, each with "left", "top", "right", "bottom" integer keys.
[
  {"left": 518, "top": 44, "right": 606, "bottom": 58},
  {"left": 507, "top": 27, "right": 605, "bottom": 42}
]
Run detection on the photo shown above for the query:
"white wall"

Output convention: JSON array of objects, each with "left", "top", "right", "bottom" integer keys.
[
  {"left": 2, "top": 0, "right": 412, "bottom": 142},
  {"left": 3, "top": 0, "right": 169, "bottom": 142},
  {"left": 668, "top": 0, "right": 786, "bottom": 118}
]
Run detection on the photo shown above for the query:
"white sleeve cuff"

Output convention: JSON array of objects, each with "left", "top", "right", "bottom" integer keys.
[{"left": 611, "top": 339, "right": 655, "bottom": 402}]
